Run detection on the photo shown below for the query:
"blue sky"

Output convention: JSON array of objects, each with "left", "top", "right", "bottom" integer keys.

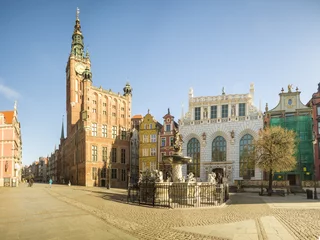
[{"left": 1, "top": 0, "right": 320, "bottom": 165}]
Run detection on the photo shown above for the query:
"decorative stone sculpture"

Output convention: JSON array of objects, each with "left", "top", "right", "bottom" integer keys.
[
  {"left": 208, "top": 172, "right": 217, "bottom": 184},
  {"left": 187, "top": 172, "right": 196, "bottom": 183}
]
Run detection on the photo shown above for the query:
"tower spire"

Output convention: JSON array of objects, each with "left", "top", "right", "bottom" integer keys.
[
  {"left": 60, "top": 115, "right": 65, "bottom": 140},
  {"left": 71, "top": 7, "right": 84, "bottom": 57}
]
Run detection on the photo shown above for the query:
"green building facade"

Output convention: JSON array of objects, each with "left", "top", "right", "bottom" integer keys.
[{"left": 265, "top": 86, "right": 313, "bottom": 185}]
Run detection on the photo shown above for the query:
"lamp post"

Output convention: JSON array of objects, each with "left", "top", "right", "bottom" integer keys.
[
  {"left": 312, "top": 132, "right": 318, "bottom": 199},
  {"left": 107, "top": 162, "right": 112, "bottom": 189}
]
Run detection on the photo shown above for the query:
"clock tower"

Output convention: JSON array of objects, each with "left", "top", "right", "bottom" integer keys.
[{"left": 66, "top": 8, "right": 91, "bottom": 135}]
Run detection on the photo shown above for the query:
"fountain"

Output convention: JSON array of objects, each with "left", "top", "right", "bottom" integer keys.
[{"left": 129, "top": 128, "right": 228, "bottom": 208}]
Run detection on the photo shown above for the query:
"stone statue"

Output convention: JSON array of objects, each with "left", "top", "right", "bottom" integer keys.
[
  {"left": 288, "top": 84, "right": 293, "bottom": 92},
  {"left": 187, "top": 172, "right": 196, "bottom": 183},
  {"left": 173, "top": 128, "right": 183, "bottom": 153},
  {"left": 231, "top": 105, "right": 236, "bottom": 116},
  {"left": 155, "top": 170, "right": 164, "bottom": 183},
  {"left": 230, "top": 130, "right": 235, "bottom": 139},
  {"left": 203, "top": 108, "right": 208, "bottom": 119},
  {"left": 222, "top": 87, "right": 225, "bottom": 95},
  {"left": 208, "top": 172, "right": 217, "bottom": 184}
]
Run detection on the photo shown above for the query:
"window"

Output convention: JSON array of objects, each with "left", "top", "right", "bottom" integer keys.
[
  {"left": 102, "top": 125, "right": 107, "bottom": 137},
  {"left": 121, "top": 114, "right": 124, "bottom": 118},
  {"left": 317, "top": 106, "right": 320, "bottom": 116},
  {"left": 170, "top": 137, "right": 174, "bottom": 146},
  {"left": 212, "top": 136, "right": 226, "bottom": 162},
  {"left": 111, "top": 169, "right": 117, "bottom": 179},
  {"left": 103, "top": 102, "right": 106, "bottom": 107},
  {"left": 210, "top": 106, "right": 217, "bottom": 119},
  {"left": 101, "top": 168, "right": 106, "bottom": 178},
  {"left": 187, "top": 138, "right": 200, "bottom": 177},
  {"left": 166, "top": 124, "right": 171, "bottom": 132},
  {"left": 111, "top": 148, "right": 117, "bottom": 163},
  {"left": 195, "top": 107, "right": 201, "bottom": 120},
  {"left": 121, "top": 149, "right": 126, "bottom": 163},
  {"left": 112, "top": 126, "right": 117, "bottom": 139},
  {"left": 102, "top": 147, "right": 108, "bottom": 161},
  {"left": 150, "top": 123, "right": 153, "bottom": 129},
  {"left": 92, "top": 167, "right": 97, "bottom": 180},
  {"left": 92, "top": 145, "right": 97, "bottom": 161},
  {"left": 150, "top": 162, "right": 156, "bottom": 171},
  {"left": 103, "top": 111, "right": 107, "bottom": 115},
  {"left": 112, "top": 112, "right": 116, "bottom": 117},
  {"left": 239, "top": 103, "right": 246, "bottom": 117},
  {"left": 92, "top": 100, "right": 97, "bottom": 104},
  {"left": 150, "top": 134, "right": 156, "bottom": 142},
  {"left": 150, "top": 148, "right": 156, "bottom": 156},
  {"left": 92, "top": 123, "right": 97, "bottom": 136},
  {"left": 161, "top": 138, "right": 166, "bottom": 147},
  {"left": 121, "top": 128, "right": 126, "bottom": 140},
  {"left": 121, "top": 169, "right": 126, "bottom": 181},
  {"left": 222, "top": 105, "right": 228, "bottom": 118},
  {"left": 143, "top": 135, "right": 149, "bottom": 143},
  {"left": 142, "top": 148, "right": 148, "bottom": 156},
  {"left": 92, "top": 108, "right": 96, "bottom": 113},
  {"left": 121, "top": 107, "right": 125, "bottom": 111},
  {"left": 239, "top": 134, "right": 254, "bottom": 179}
]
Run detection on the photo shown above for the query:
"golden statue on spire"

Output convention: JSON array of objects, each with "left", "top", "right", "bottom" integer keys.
[{"left": 76, "top": 7, "right": 80, "bottom": 20}]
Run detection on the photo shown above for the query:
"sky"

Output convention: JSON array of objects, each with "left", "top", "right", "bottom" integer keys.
[{"left": 1, "top": 0, "right": 320, "bottom": 166}]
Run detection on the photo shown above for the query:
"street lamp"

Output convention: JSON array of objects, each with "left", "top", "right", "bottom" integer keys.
[{"left": 312, "top": 132, "right": 318, "bottom": 199}]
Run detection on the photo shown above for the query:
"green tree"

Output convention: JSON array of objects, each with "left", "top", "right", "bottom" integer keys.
[{"left": 247, "top": 126, "right": 297, "bottom": 196}]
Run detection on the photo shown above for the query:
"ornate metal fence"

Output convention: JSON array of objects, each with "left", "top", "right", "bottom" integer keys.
[{"left": 127, "top": 182, "right": 228, "bottom": 208}]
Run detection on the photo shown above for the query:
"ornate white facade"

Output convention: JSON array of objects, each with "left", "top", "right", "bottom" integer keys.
[{"left": 179, "top": 84, "right": 263, "bottom": 184}]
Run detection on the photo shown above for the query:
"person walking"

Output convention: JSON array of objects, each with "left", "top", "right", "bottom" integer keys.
[{"left": 49, "top": 178, "right": 53, "bottom": 188}]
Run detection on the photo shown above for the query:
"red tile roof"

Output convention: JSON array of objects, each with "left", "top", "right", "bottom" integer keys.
[
  {"left": 132, "top": 114, "right": 143, "bottom": 119},
  {"left": 0, "top": 111, "right": 14, "bottom": 124}
]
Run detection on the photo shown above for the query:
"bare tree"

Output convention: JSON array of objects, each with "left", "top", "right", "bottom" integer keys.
[{"left": 247, "top": 126, "right": 297, "bottom": 196}]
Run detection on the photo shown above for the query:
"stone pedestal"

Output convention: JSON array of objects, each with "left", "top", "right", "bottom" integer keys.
[{"left": 172, "top": 164, "right": 183, "bottom": 182}]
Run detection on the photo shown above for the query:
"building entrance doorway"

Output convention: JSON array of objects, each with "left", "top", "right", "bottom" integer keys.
[
  {"left": 101, "top": 179, "right": 106, "bottom": 187},
  {"left": 212, "top": 168, "right": 224, "bottom": 183}
]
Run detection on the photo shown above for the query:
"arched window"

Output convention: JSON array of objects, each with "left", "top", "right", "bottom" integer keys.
[
  {"left": 212, "top": 136, "right": 226, "bottom": 162},
  {"left": 239, "top": 134, "right": 254, "bottom": 179},
  {"left": 187, "top": 138, "right": 200, "bottom": 177}
]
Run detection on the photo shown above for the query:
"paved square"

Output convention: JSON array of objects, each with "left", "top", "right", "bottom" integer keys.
[{"left": 1, "top": 184, "right": 320, "bottom": 240}]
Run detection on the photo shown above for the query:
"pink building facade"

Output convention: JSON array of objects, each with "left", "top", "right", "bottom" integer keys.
[{"left": 0, "top": 102, "right": 22, "bottom": 187}]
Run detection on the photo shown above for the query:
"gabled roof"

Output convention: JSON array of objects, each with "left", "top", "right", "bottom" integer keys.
[
  {"left": 132, "top": 114, "right": 143, "bottom": 119},
  {"left": 0, "top": 111, "right": 14, "bottom": 124}
]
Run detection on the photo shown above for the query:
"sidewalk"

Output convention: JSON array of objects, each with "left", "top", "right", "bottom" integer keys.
[{"left": 0, "top": 184, "right": 137, "bottom": 240}]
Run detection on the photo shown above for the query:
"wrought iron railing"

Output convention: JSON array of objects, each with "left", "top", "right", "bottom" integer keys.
[{"left": 127, "top": 182, "right": 228, "bottom": 208}]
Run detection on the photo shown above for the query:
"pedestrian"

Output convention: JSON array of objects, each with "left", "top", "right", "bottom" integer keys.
[
  {"left": 68, "top": 180, "right": 71, "bottom": 187},
  {"left": 49, "top": 178, "right": 53, "bottom": 188}
]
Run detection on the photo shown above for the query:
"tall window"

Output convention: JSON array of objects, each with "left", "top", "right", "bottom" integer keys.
[
  {"left": 143, "top": 135, "right": 149, "bottom": 143},
  {"left": 112, "top": 126, "right": 117, "bottom": 139},
  {"left": 92, "top": 145, "right": 97, "bottom": 161},
  {"left": 102, "top": 125, "right": 107, "bottom": 137},
  {"left": 111, "top": 148, "right": 117, "bottom": 163},
  {"left": 92, "top": 167, "right": 97, "bottom": 180},
  {"left": 239, "top": 134, "right": 254, "bottom": 179},
  {"left": 111, "top": 169, "right": 117, "bottom": 179},
  {"left": 121, "top": 128, "right": 126, "bottom": 140},
  {"left": 121, "top": 149, "right": 126, "bottom": 163},
  {"left": 212, "top": 136, "right": 226, "bottom": 162},
  {"left": 221, "top": 105, "right": 228, "bottom": 118},
  {"left": 317, "top": 106, "right": 320, "bottom": 116},
  {"left": 150, "top": 161, "right": 156, "bottom": 171},
  {"left": 150, "top": 148, "right": 156, "bottom": 156},
  {"left": 161, "top": 138, "right": 166, "bottom": 147},
  {"left": 121, "top": 169, "right": 126, "bottom": 181},
  {"left": 239, "top": 103, "right": 246, "bottom": 117},
  {"left": 211, "top": 105, "right": 217, "bottom": 119},
  {"left": 142, "top": 148, "right": 148, "bottom": 156},
  {"left": 166, "top": 124, "right": 171, "bottom": 132},
  {"left": 170, "top": 137, "right": 174, "bottom": 146},
  {"left": 195, "top": 107, "right": 201, "bottom": 120},
  {"left": 149, "top": 123, "right": 153, "bottom": 129},
  {"left": 92, "top": 123, "right": 97, "bottom": 136},
  {"left": 187, "top": 138, "right": 200, "bottom": 177},
  {"left": 102, "top": 147, "right": 108, "bottom": 161},
  {"left": 101, "top": 168, "right": 106, "bottom": 178},
  {"left": 150, "top": 134, "right": 156, "bottom": 142}
]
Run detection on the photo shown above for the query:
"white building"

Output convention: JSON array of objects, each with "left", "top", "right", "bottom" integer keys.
[{"left": 179, "top": 84, "right": 263, "bottom": 184}]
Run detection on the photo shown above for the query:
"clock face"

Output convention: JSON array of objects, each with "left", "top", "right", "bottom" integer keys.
[{"left": 75, "top": 63, "right": 85, "bottom": 74}]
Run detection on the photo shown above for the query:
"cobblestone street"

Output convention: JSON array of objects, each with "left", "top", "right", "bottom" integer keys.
[{"left": 1, "top": 184, "right": 320, "bottom": 240}]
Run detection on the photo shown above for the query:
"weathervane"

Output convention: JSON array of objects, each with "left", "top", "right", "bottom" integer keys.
[{"left": 76, "top": 7, "right": 80, "bottom": 20}]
